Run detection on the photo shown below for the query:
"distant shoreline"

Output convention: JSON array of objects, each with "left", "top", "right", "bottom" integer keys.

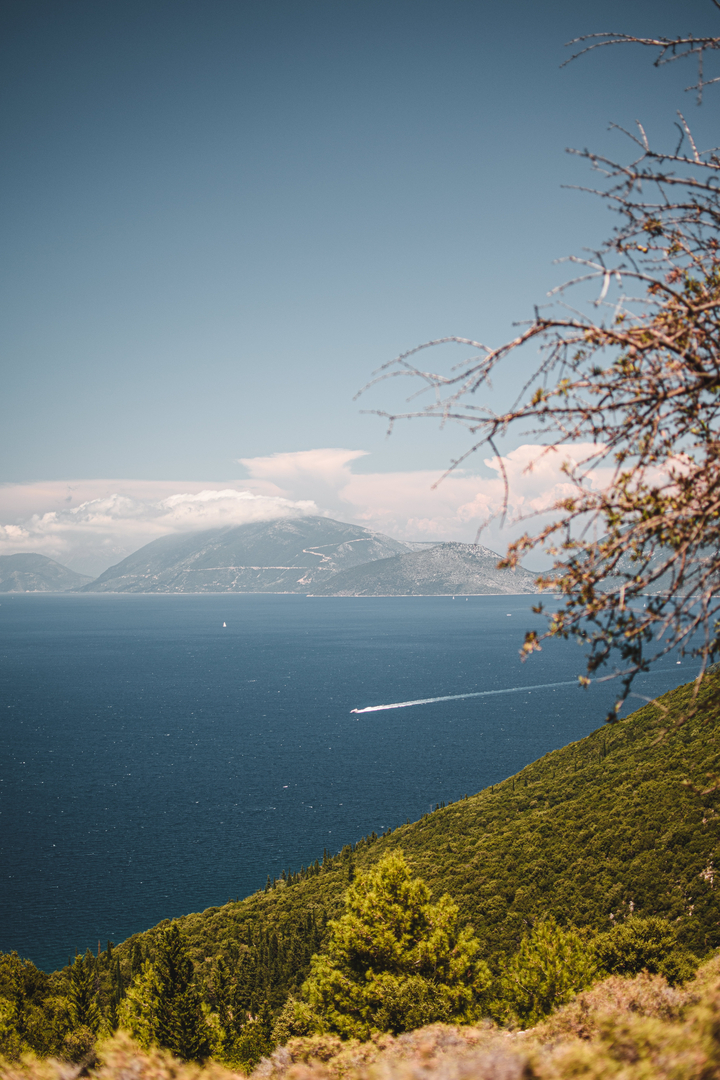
[{"left": 4, "top": 589, "right": 540, "bottom": 597}]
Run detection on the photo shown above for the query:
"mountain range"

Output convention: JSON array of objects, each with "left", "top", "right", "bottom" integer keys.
[
  {"left": 7, "top": 516, "right": 539, "bottom": 595},
  {"left": 76, "top": 516, "right": 538, "bottom": 594},
  {"left": 76, "top": 516, "right": 410, "bottom": 593}
]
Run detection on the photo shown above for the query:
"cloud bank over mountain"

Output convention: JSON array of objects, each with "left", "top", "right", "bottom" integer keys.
[
  {"left": 0, "top": 444, "right": 607, "bottom": 576},
  {"left": 239, "top": 443, "right": 608, "bottom": 551},
  {"left": 0, "top": 486, "right": 317, "bottom": 577}
]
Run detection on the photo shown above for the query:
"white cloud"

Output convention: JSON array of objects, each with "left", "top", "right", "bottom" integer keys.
[
  {"left": 238, "top": 448, "right": 370, "bottom": 510},
  {"left": 241, "top": 443, "right": 609, "bottom": 561},
  {"left": 240, "top": 448, "right": 369, "bottom": 485},
  {"left": 0, "top": 482, "right": 316, "bottom": 576},
  {"left": 0, "top": 444, "right": 610, "bottom": 577}
]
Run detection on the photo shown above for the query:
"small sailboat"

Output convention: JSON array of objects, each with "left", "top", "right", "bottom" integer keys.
[{"left": 222, "top": 622, "right": 227, "bottom": 628}]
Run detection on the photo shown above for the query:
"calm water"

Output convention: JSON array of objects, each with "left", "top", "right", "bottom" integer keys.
[{"left": 0, "top": 593, "right": 688, "bottom": 971}]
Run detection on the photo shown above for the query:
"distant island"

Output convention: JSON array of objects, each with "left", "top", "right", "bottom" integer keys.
[
  {"left": 309, "top": 539, "right": 537, "bottom": 595},
  {"left": 0, "top": 553, "right": 92, "bottom": 593},
  {"left": 5, "top": 516, "right": 539, "bottom": 595}
]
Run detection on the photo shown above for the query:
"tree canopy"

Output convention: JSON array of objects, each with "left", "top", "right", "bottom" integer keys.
[
  {"left": 300, "top": 851, "right": 490, "bottom": 1038},
  {"left": 500, "top": 917, "right": 598, "bottom": 1027},
  {"left": 117, "top": 923, "right": 209, "bottom": 1061}
]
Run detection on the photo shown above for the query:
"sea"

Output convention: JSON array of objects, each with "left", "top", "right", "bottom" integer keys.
[{"left": 0, "top": 592, "right": 690, "bottom": 972}]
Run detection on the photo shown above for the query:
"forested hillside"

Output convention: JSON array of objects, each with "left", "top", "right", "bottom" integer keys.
[
  {"left": 150, "top": 672, "right": 720, "bottom": 983},
  {"left": 4, "top": 674, "right": 720, "bottom": 1060}
]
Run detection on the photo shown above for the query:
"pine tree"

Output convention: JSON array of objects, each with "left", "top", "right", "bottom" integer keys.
[
  {"left": 67, "top": 954, "right": 100, "bottom": 1033},
  {"left": 116, "top": 960, "right": 159, "bottom": 1048},
  {"left": 0, "top": 952, "right": 31, "bottom": 1056},
  {"left": 108, "top": 956, "right": 123, "bottom": 1031},
  {"left": 130, "top": 940, "right": 143, "bottom": 979},
  {"left": 301, "top": 851, "right": 490, "bottom": 1038},
  {"left": 154, "top": 923, "right": 210, "bottom": 1061},
  {"left": 500, "top": 917, "right": 597, "bottom": 1026}
]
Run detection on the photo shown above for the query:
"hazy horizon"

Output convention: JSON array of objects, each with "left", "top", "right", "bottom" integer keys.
[{"left": 3, "top": 0, "right": 718, "bottom": 571}]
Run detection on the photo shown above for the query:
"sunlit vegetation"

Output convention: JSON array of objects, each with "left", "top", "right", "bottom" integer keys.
[{"left": 2, "top": 674, "right": 720, "bottom": 1070}]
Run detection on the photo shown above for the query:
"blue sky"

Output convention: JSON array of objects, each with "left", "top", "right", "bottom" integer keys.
[{"left": 2, "top": 0, "right": 719, "bottom": 571}]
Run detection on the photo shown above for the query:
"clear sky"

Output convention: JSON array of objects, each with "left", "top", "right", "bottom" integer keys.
[{"left": 2, "top": 0, "right": 719, "bottom": 573}]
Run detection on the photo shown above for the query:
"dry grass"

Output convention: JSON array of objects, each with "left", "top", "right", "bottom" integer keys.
[
  {"left": 253, "top": 1025, "right": 526, "bottom": 1080},
  {"left": 0, "top": 1034, "right": 242, "bottom": 1080},
  {"left": 253, "top": 956, "right": 720, "bottom": 1080},
  {"left": 533, "top": 970, "right": 691, "bottom": 1043}
]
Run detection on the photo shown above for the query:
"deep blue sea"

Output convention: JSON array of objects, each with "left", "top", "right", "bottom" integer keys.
[{"left": 0, "top": 593, "right": 689, "bottom": 972}]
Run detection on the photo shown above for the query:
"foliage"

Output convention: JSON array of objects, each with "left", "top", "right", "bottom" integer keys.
[
  {"left": 10, "top": 960, "right": 720, "bottom": 1080},
  {"left": 3, "top": 676, "right": 720, "bottom": 1053},
  {"left": 535, "top": 968, "right": 690, "bottom": 1043},
  {"left": 218, "top": 1000, "right": 274, "bottom": 1073},
  {"left": 0, "top": 1031, "right": 241, "bottom": 1080},
  {"left": 270, "top": 998, "right": 325, "bottom": 1046},
  {"left": 116, "top": 925, "right": 210, "bottom": 1062},
  {"left": 361, "top": 11, "right": 720, "bottom": 717},
  {"left": 154, "top": 924, "right": 210, "bottom": 1062},
  {"left": 0, "top": 997, "right": 25, "bottom": 1062},
  {"left": 60, "top": 1025, "right": 96, "bottom": 1063},
  {"left": 301, "top": 852, "right": 490, "bottom": 1038},
  {"left": 252, "top": 961, "right": 720, "bottom": 1080},
  {"left": 67, "top": 953, "right": 100, "bottom": 1033},
  {"left": 0, "top": 953, "right": 65, "bottom": 1060},
  {"left": 499, "top": 916, "right": 598, "bottom": 1026},
  {"left": 379, "top": 676, "right": 720, "bottom": 966},
  {"left": 258, "top": 956, "right": 720, "bottom": 1080},
  {"left": 116, "top": 961, "right": 160, "bottom": 1049},
  {"left": 593, "top": 915, "right": 698, "bottom": 985}
]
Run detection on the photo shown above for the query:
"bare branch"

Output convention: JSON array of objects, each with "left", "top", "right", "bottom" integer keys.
[
  {"left": 562, "top": 28, "right": 720, "bottom": 103},
  {"left": 359, "top": 11, "right": 720, "bottom": 717}
]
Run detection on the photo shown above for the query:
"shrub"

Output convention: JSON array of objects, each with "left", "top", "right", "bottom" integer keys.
[
  {"left": 593, "top": 916, "right": 699, "bottom": 985},
  {"left": 499, "top": 917, "right": 598, "bottom": 1026}
]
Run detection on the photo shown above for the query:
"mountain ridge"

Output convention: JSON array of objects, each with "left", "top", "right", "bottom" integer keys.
[
  {"left": 76, "top": 516, "right": 538, "bottom": 595},
  {"left": 0, "top": 553, "right": 92, "bottom": 593},
  {"left": 310, "top": 541, "right": 538, "bottom": 595},
  {"left": 77, "top": 516, "right": 411, "bottom": 593}
]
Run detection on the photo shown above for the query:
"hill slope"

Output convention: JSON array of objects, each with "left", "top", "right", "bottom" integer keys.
[
  {"left": 311, "top": 542, "right": 538, "bottom": 595},
  {"left": 79, "top": 517, "right": 411, "bottom": 593},
  {"left": 101, "top": 675, "right": 720, "bottom": 1009},
  {"left": 0, "top": 553, "right": 92, "bottom": 592}
]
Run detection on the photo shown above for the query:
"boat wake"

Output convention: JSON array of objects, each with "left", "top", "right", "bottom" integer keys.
[
  {"left": 350, "top": 680, "right": 580, "bottom": 713},
  {"left": 350, "top": 669, "right": 682, "bottom": 714}
]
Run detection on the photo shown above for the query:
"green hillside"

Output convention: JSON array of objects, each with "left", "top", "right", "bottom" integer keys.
[
  {"left": 107, "top": 673, "right": 720, "bottom": 1007},
  {"left": 5, "top": 673, "right": 720, "bottom": 1059}
]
